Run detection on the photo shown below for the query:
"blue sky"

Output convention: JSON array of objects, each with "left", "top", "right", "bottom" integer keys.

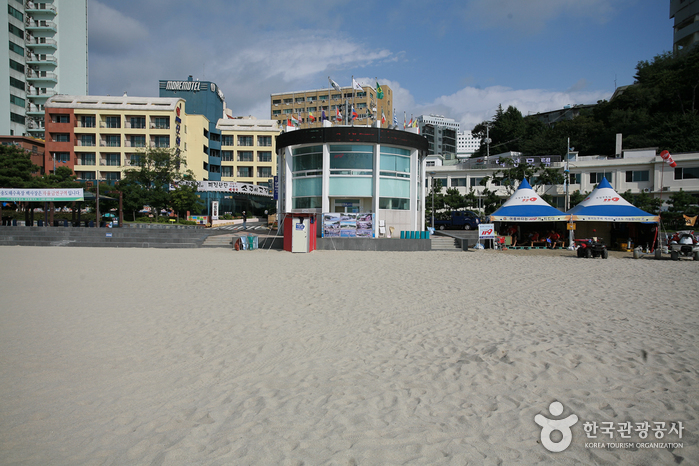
[{"left": 89, "top": 0, "right": 674, "bottom": 131}]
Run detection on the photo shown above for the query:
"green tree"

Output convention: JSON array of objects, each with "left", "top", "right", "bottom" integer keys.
[
  {"left": 569, "top": 190, "right": 588, "bottom": 208},
  {"left": 116, "top": 178, "right": 149, "bottom": 221},
  {"left": 485, "top": 158, "right": 563, "bottom": 196},
  {"left": 0, "top": 144, "right": 40, "bottom": 188},
  {"left": 170, "top": 183, "right": 203, "bottom": 220},
  {"left": 442, "top": 187, "right": 466, "bottom": 211},
  {"left": 123, "top": 148, "right": 194, "bottom": 219}
]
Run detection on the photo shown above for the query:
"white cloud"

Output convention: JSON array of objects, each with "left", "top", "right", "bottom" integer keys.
[{"left": 412, "top": 85, "right": 611, "bottom": 131}]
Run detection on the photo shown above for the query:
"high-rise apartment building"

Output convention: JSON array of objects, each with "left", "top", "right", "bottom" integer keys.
[
  {"left": 416, "top": 115, "right": 458, "bottom": 159},
  {"left": 3, "top": 0, "right": 88, "bottom": 138},
  {"left": 270, "top": 83, "right": 393, "bottom": 129},
  {"left": 670, "top": 0, "right": 698, "bottom": 52}
]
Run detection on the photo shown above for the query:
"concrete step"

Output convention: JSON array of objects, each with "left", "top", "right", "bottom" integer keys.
[{"left": 431, "top": 237, "right": 461, "bottom": 250}]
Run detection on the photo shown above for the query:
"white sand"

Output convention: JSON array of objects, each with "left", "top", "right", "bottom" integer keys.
[{"left": 0, "top": 247, "right": 697, "bottom": 465}]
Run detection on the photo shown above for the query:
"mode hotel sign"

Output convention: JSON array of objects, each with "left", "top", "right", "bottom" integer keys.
[
  {"left": 163, "top": 80, "right": 225, "bottom": 102},
  {"left": 165, "top": 81, "right": 201, "bottom": 91}
]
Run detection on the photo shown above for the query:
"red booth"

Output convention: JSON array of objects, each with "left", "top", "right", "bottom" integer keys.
[{"left": 283, "top": 213, "right": 317, "bottom": 252}]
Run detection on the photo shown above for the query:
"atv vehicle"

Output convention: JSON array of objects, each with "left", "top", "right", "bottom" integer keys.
[
  {"left": 575, "top": 238, "right": 608, "bottom": 259},
  {"left": 668, "top": 231, "right": 699, "bottom": 261}
]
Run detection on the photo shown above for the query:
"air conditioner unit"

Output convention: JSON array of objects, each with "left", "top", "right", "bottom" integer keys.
[{"left": 643, "top": 188, "right": 651, "bottom": 193}]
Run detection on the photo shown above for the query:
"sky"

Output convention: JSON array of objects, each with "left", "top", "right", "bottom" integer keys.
[{"left": 88, "top": 0, "right": 674, "bottom": 132}]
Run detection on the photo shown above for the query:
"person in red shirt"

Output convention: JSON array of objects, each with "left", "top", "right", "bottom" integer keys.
[{"left": 548, "top": 230, "right": 561, "bottom": 249}]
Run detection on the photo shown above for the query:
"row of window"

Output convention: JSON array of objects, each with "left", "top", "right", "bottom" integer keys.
[
  {"left": 220, "top": 167, "right": 272, "bottom": 178},
  {"left": 221, "top": 135, "right": 272, "bottom": 147},
  {"left": 220, "top": 151, "right": 272, "bottom": 162},
  {"left": 52, "top": 133, "right": 171, "bottom": 148},
  {"left": 272, "top": 92, "right": 369, "bottom": 106},
  {"left": 9, "top": 23, "right": 23, "bottom": 39},
  {"left": 51, "top": 114, "right": 173, "bottom": 130},
  {"left": 291, "top": 197, "right": 407, "bottom": 210},
  {"left": 433, "top": 169, "right": 699, "bottom": 188}
]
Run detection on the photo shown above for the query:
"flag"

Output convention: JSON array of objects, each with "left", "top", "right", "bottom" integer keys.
[
  {"left": 291, "top": 114, "right": 299, "bottom": 126},
  {"left": 351, "top": 106, "right": 358, "bottom": 120},
  {"left": 309, "top": 111, "right": 315, "bottom": 122},
  {"left": 329, "top": 77, "right": 341, "bottom": 91},
  {"left": 412, "top": 118, "right": 418, "bottom": 128},
  {"left": 393, "top": 112, "right": 397, "bottom": 126},
  {"left": 336, "top": 107, "right": 342, "bottom": 122},
  {"left": 287, "top": 118, "right": 293, "bottom": 127},
  {"left": 407, "top": 117, "right": 413, "bottom": 127},
  {"left": 321, "top": 109, "right": 327, "bottom": 121},
  {"left": 376, "top": 81, "right": 384, "bottom": 99},
  {"left": 403, "top": 113, "right": 406, "bottom": 129},
  {"left": 381, "top": 111, "right": 386, "bottom": 125},
  {"left": 352, "top": 78, "right": 363, "bottom": 91}
]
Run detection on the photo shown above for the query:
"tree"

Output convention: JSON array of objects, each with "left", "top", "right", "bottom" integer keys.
[
  {"left": 442, "top": 187, "right": 466, "bottom": 211},
  {"left": 620, "top": 190, "right": 662, "bottom": 214},
  {"left": 485, "top": 158, "right": 563, "bottom": 196},
  {"left": 123, "top": 148, "right": 194, "bottom": 219},
  {"left": 569, "top": 190, "right": 588, "bottom": 208},
  {"left": 170, "top": 183, "right": 203, "bottom": 220},
  {"left": 0, "top": 144, "right": 40, "bottom": 188},
  {"left": 116, "top": 178, "right": 149, "bottom": 221}
]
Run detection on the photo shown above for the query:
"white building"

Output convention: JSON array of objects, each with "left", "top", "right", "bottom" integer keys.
[
  {"left": 2, "top": 0, "right": 88, "bottom": 138},
  {"left": 425, "top": 149, "right": 699, "bottom": 211},
  {"left": 416, "top": 114, "right": 458, "bottom": 160},
  {"left": 457, "top": 130, "right": 480, "bottom": 158}
]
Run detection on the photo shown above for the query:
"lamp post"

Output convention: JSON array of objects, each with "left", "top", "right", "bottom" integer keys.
[{"left": 429, "top": 171, "right": 436, "bottom": 229}]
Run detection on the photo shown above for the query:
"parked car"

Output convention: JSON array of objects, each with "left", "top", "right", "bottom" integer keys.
[{"left": 433, "top": 211, "right": 481, "bottom": 230}]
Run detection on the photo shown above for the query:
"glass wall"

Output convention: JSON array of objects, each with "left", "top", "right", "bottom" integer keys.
[
  {"left": 292, "top": 145, "right": 323, "bottom": 209},
  {"left": 329, "top": 144, "right": 373, "bottom": 197},
  {"left": 379, "top": 146, "right": 411, "bottom": 209}
]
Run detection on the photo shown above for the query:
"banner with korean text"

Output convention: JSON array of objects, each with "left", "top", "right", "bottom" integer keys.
[{"left": 0, "top": 188, "right": 84, "bottom": 202}]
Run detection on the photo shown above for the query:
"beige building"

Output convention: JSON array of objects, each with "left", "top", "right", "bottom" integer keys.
[
  {"left": 216, "top": 116, "right": 280, "bottom": 186},
  {"left": 270, "top": 83, "right": 393, "bottom": 129}
]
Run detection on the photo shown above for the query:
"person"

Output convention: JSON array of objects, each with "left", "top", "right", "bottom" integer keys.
[
  {"left": 528, "top": 231, "right": 540, "bottom": 247},
  {"left": 508, "top": 225, "right": 519, "bottom": 247},
  {"left": 547, "top": 230, "right": 561, "bottom": 249},
  {"left": 242, "top": 211, "right": 247, "bottom": 230}
]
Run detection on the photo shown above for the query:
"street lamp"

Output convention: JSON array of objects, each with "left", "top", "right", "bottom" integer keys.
[{"left": 429, "top": 171, "right": 436, "bottom": 229}]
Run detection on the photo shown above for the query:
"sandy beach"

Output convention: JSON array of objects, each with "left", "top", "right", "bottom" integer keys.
[{"left": 0, "top": 246, "right": 697, "bottom": 465}]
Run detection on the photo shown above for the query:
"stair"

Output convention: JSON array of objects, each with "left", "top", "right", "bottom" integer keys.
[{"left": 430, "top": 236, "right": 461, "bottom": 251}]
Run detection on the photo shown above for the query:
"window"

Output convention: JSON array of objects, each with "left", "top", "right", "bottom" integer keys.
[
  {"left": 272, "top": 99, "right": 281, "bottom": 105},
  {"left": 130, "top": 154, "right": 141, "bottom": 166},
  {"left": 153, "top": 135, "right": 170, "bottom": 148},
  {"left": 80, "top": 115, "right": 95, "bottom": 128},
  {"left": 9, "top": 23, "right": 23, "bottom": 39},
  {"left": 78, "top": 153, "right": 95, "bottom": 165},
  {"left": 9, "top": 76, "right": 24, "bottom": 90},
  {"left": 105, "top": 135, "right": 120, "bottom": 147},
  {"left": 237, "top": 167, "right": 253, "bottom": 177},
  {"left": 130, "top": 117, "right": 145, "bottom": 129},
  {"left": 221, "top": 166, "right": 233, "bottom": 177},
  {"left": 105, "top": 116, "right": 121, "bottom": 128},
  {"left": 451, "top": 178, "right": 467, "bottom": 187},
  {"left": 590, "top": 172, "right": 612, "bottom": 184},
  {"left": 8, "top": 41, "right": 24, "bottom": 56},
  {"left": 53, "top": 152, "right": 69, "bottom": 163},
  {"left": 319, "top": 95, "right": 328, "bottom": 101},
  {"left": 209, "top": 164, "right": 220, "bottom": 174},
  {"left": 104, "top": 172, "right": 121, "bottom": 181},
  {"left": 52, "top": 114, "right": 69, "bottom": 124},
  {"left": 152, "top": 117, "right": 169, "bottom": 129},
  {"left": 283, "top": 98, "right": 293, "bottom": 104},
  {"left": 625, "top": 170, "right": 649, "bottom": 182},
  {"left": 331, "top": 94, "right": 341, "bottom": 100},
  {"left": 130, "top": 135, "right": 145, "bottom": 148},
  {"left": 675, "top": 167, "right": 699, "bottom": 180},
  {"left": 53, "top": 133, "right": 69, "bottom": 142},
  {"left": 10, "top": 112, "right": 25, "bottom": 124},
  {"left": 258, "top": 151, "right": 272, "bottom": 162},
  {"left": 76, "top": 171, "right": 96, "bottom": 180},
  {"left": 569, "top": 173, "right": 581, "bottom": 184},
  {"left": 426, "top": 161, "right": 436, "bottom": 167},
  {"left": 295, "top": 97, "right": 305, "bottom": 103},
  {"left": 292, "top": 146, "right": 323, "bottom": 172},
  {"left": 238, "top": 135, "right": 253, "bottom": 146},
  {"left": 222, "top": 135, "right": 234, "bottom": 146},
  {"left": 257, "top": 167, "right": 272, "bottom": 178},
  {"left": 258, "top": 136, "right": 272, "bottom": 147},
  {"left": 238, "top": 151, "right": 253, "bottom": 162},
  {"left": 272, "top": 110, "right": 281, "bottom": 116},
  {"left": 283, "top": 108, "right": 293, "bottom": 115},
  {"left": 104, "top": 153, "right": 121, "bottom": 166},
  {"left": 9, "top": 94, "right": 24, "bottom": 107},
  {"left": 8, "top": 5, "right": 23, "bottom": 21},
  {"left": 379, "top": 198, "right": 409, "bottom": 210},
  {"left": 329, "top": 144, "right": 373, "bottom": 171},
  {"left": 9, "top": 59, "right": 24, "bottom": 73},
  {"left": 222, "top": 151, "right": 234, "bottom": 161}
]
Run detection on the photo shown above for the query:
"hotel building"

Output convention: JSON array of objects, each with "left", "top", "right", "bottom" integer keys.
[
  {"left": 270, "top": 83, "right": 393, "bottom": 129},
  {"left": 3, "top": 0, "right": 88, "bottom": 138}
]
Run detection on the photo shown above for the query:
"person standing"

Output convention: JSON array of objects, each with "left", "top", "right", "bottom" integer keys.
[{"left": 242, "top": 211, "right": 247, "bottom": 230}]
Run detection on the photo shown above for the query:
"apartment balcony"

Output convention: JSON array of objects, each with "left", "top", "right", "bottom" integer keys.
[
  {"left": 25, "top": 37, "right": 57, "bottom": 51},
  {"left": 26, "top": 54, "right": 57, "bottom": 67},
  {"left": 26, "top": 88, "right": 56, "bottom": 99},
  {"left": 25, "top": 20, "right": 57, "bottom": 33},
  {"left": 100, "top": 140, "right": 121, "bottom": 148},
  {"left": 26, "top": 104, "right": 44, "bottom": 117},
  {"left": 150, "top": 142, "right": 171, "bottom": 148},
  {"left": 75, "top": 140, "right": 96, "bottom": 147},
  {"left": 25, "top": 2, "right": 57, "bottom": 15},
  {"left": 124, "top": 140, "right": 146, "bottom": 148},
  {"left": 26, "top": 71, "right": 57, "bottom": 84}
]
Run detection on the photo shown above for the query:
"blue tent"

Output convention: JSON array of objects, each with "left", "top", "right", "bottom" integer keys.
[
  {"left": 566, "top": 178, "right": 659, "bottom": 222},
  {"left": 490, "top": 179, "right": 569, "bottom": 222}
]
